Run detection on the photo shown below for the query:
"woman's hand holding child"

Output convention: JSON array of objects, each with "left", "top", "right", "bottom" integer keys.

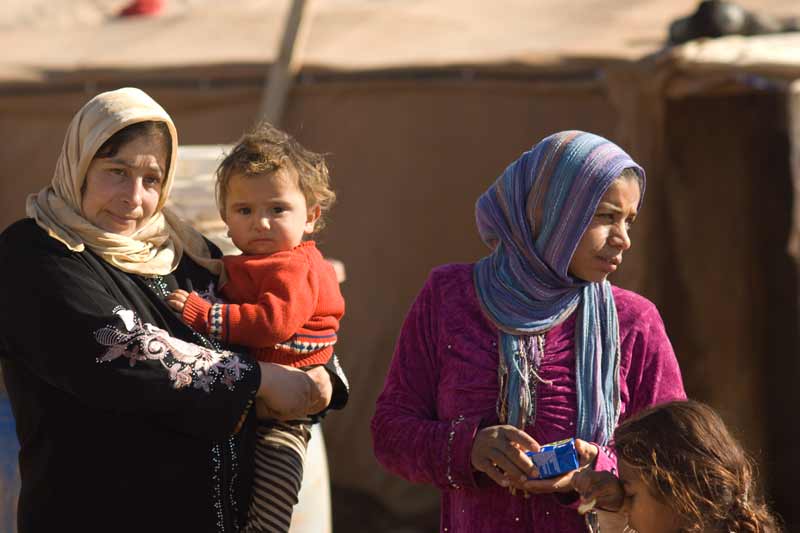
[
  {"left": 165, "top": 289, "right": 336, "bottom": 421},
  {"left": 256, "top": 362, "right": 316, "bottom": 420}
]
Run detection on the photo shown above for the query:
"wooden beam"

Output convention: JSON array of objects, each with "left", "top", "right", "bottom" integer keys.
[{"left": 258, "top": 0, "right": 312, "bottom": 126}]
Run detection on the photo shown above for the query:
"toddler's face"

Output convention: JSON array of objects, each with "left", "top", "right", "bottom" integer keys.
[
  {"left": 223, "top": 169, "right": 319, "bottom": 255},
  {"left": 619, "top": 460, "right": 683, "bottom": 533}
]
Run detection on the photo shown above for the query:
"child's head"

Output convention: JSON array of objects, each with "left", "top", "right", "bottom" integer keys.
[
  {"left": 216, "top": 122, "right": 336, "bottom": 255},
  {"left": 614, "top": 400, "right": 780, "bottom": 533}
]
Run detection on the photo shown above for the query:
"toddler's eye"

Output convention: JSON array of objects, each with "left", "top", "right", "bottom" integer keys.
[
  {"left": 237, "top": 207, "right": 251, "bottom": 215},
  {"left": 272, "top": 207, "right": 286, "bottom": 214}
]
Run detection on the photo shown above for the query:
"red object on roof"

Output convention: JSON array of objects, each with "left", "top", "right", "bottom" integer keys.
[{"left": 118, "top": 0, "right": 165, "bottom": 17}]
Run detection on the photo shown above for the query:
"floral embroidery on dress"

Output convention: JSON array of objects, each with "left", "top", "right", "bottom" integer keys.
[{"left": 94, "top": 306, "right": 250, "bottom": 392}]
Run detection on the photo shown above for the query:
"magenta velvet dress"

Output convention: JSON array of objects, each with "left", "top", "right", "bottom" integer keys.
[{"left": 372, "top": 264, "right": 686, "bottom": 533}]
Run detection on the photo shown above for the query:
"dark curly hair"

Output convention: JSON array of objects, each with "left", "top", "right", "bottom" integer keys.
[
  {"left": 216, "top": 121, "right": 335, "bottom": 232},
  {"left": 614, "top": 400, "right": 782, "bottom": 533}
]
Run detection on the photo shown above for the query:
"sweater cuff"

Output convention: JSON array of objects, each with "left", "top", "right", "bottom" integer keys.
[
  {"left": 444, "top": 413, "right": 483, "bottom": 490},
  {"left": 182, "top": 292, "right": 213, "bottom": 334},
  {"left": 593, "top": 442, "right": 618, "bottom": 475}
]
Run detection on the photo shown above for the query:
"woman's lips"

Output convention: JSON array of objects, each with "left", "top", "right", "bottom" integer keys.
[
  {"left": 107, "top": 212, "right": 138, "bottom": 225},
  {"left": 597, "top": 255, "right": 621, "bottom": 272}
]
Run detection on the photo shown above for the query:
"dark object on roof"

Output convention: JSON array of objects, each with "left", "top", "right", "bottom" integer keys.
[{"left": 668, "top": 0, "right": 799, "bottom": 45}]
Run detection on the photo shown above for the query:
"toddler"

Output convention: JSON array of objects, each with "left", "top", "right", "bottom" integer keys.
[{"left": 167, "top": 122, "right": 345, "bottom": 533}]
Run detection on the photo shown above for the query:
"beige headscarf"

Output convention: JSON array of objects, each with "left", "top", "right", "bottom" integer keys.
[{"left": 26, "top": 87, "right": 221, "bottom": 277}]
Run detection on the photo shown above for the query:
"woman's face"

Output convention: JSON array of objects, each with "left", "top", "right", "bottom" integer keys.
[
  {"left": 568, "top": 176, "right": 640, "bottom": 282},
  {"left": 81, "top": 134, "right": 167, "bottom": 236},
  {"left": 619, "top": 460, "right": 683, "bottom": 533}
]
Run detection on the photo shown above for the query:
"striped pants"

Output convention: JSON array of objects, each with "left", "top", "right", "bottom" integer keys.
[{"left": 243, "top": 419, "right": 312, "bottom": 533}]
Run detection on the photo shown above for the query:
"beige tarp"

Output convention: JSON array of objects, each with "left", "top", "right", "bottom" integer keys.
[
  {"left": 1, "top": 1, "right": 799, "bottom": 528},
  {"left": 1, "top": 0, "right": 796, "bottom": 83},
  {"left": 608, "top": 36, "right": 800, "bottom": 527}
]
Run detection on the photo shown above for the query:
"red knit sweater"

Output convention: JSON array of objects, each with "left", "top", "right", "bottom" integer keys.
[{"left": 182, "top": 241, "right": 345, "bottom": 367}]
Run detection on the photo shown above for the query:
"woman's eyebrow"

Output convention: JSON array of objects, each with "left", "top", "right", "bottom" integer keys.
[
  {"left": 597, "top": 202, "right": 637, "bottom": 216},
  {"left": 107, "top": 157, "right": 164, "bottom": 175},
  {"left": 597, "top": 202, "right": 623, "bottom": 213}
]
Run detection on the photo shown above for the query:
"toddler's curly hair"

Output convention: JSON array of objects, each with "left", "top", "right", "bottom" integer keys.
[{"left": 216, "top": 121, "right": 336, "bottom": 232}]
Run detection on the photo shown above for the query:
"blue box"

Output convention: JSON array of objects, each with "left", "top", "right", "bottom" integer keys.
[{"left": 525, "top": 438, "right": 579, "bottom": 479}]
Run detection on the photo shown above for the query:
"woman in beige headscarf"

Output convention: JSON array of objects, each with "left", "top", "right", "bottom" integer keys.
[{"left": 0, "top": 88, "right": 341, "bottom": 533}]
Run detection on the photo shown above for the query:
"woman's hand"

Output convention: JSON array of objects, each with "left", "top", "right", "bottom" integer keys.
[
  {"left": 255, "top": 363, "right": 333, "bottom": 421},
  {"left": 521, "top": 438, "right": 598, "bottom": 494},
  {"left": 165, "top": 289, "right": 189, "bottom": 313},
  {"left": 256, "top": 362, "right": 315, "bottom": 421},
  {"left": 305, "top": 366, "right": 333, "bottom": 415},
  {"left": 470, "top": 425, "right": 541, "bottom": 489},
  {"left": 571, "top": 468, "right": 625, "bottom": 512}
]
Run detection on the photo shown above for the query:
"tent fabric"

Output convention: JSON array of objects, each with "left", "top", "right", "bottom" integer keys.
[
  {"left": 671, "top": 33, "right": 800, "bottom": 75},
  {"left": 1, "top": 0, "right": 797, "bottom": 83},
  {"left": 1, "top": 0, "right": 800, "bottom": 525},
  {"left": 606, "top": 42, "right": 799, "bottom": 529},
  {"left": 0, "top": 80, "right": 620, "bottom": 517}
]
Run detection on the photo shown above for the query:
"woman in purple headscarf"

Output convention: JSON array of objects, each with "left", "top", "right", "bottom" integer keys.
[{"left": 371, "top": 131, "right": 686, "bottom": 532}]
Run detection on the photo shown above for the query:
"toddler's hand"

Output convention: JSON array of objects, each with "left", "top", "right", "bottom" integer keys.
[
  {"left": 166, "top": 289, "right": 190, "bottom": 313},
  {"left": 571, "top": 468, "right": 625, "bottom": 512}
]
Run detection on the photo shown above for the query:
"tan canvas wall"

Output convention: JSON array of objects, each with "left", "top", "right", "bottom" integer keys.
[
  {"left": 0, "top": 78, "right": 617, "bottom": 515},
  {"left": 610, "top": 58, "right": 798, "bottom": 525},
  {"left": 657, "top": 93, "right": 785, "bottom": 443},
  {"left": 1, "top": 72, "right": 795, "bottom": 526},
  {"left": 661, "top": 92, "right": 797, "bottom": 525},
  {"left": 284, "top": 79, "right": 622, "bottom": 515}
]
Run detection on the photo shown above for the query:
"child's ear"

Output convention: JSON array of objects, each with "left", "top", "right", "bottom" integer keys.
[{"left": 305, "top": 204, "right": 321, "bottom": 234}]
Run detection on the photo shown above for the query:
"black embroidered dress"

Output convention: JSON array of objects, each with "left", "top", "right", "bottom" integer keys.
[{"left": 0, "top": 219, "right": 261, "bottom": 532}]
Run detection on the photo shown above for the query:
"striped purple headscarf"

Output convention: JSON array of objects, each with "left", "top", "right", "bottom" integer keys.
[{"left": 473, "top": 131, "right": 645, "bottom": 445}]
